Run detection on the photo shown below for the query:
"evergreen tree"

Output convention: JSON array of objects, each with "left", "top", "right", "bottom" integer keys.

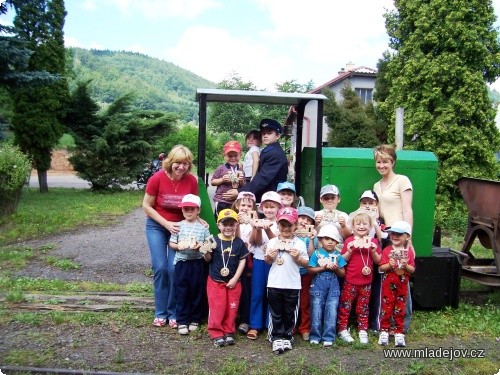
[
  {"left": 10, "top": 0, "right": 69, "bottom": 192},
  {"left": 380, "top": 0, "right": 500, "bottom": 222},
  {"left": 67, "top": 88, "right": 177, "bottom": 190},
  {"left": 324, "top": 85, "right": 379, "bottom": 148}
]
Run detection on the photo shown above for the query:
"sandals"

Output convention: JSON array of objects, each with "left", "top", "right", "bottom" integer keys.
[
  {"left": 246, "top": 329, "right": 258, "bottom": 340},
  {"left": 152, "top": 318, "right": 166, "bottom": 327},
  {"left": 168, "top": 319, "right": 178, "bottom": 329}
]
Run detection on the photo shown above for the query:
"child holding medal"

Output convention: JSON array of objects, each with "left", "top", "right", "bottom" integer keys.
[
  {"left": 245, "top": 191, "right": 282, "bottom": 340},
  {"left": 231, "top": 191, "right": 258, "bottom": 335},
  {"left": 295, "top": 206, "right": 317, "bottom": 341},
  {"left": 308, "top": 225, "right": 347, "bottom": 346},
  {"left": 377, "top": 221, "right": 415, "bottom": 347},
  {"left": 169, "top": 194, "right": 211, "bottom": 335},
  {"left": 337, "top": 211, "right": 381, "bottom": 344},
  {"left": 211, "top": 141, "right": 245, "bottom": 216},
  {"left": 204, "top": 209, "right": 249, "bottom": 347},
  {"left": 264, "top": 207, "right": 309, "bottom": 354}
]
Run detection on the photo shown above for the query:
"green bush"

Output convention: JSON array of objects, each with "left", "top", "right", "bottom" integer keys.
[{"left": 0, "top": 143, "right": 31, "bottom": 217}]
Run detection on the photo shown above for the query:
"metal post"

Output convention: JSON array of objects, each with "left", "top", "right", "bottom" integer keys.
[{"left": 395, "top": 107, "right": 404, "bottom": 150}]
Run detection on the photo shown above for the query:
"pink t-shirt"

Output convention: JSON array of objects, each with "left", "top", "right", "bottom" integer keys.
[
  {"left": 145, "top": 170, "right": 199, "bottom": 222},
  {"left": 341, "top": 236, "right": 381, "bottom": 285}
]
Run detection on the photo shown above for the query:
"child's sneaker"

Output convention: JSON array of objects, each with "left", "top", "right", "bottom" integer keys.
[
  {"left": 358, "top": 330, "right": 369, "bottom": 344},
  {"left": 301, "top": 332, "right": 310, "bottom": 341},
  {"left": 213, "top": 338, "right": 226, "bottom": 347},
  {"left": 339, "top": 329, "right": 354, "bottom": 343},
  {"left": 152, "top": 318, "right": 166, "bottom": 327},
  {"left": 225, "top": 336, "right": 235, "bottom": 346},
  {"left": 188, "top": 322, "right": 199, "bottom": 332},
  {"left": 168, "top": 319, "right": 178, "bottom": 329},
  {"left": 178, "top": 325, "right": 189, "bottom": 335},
  {"left": 323, "top": 341, "right": 333, "bottom": 347},
  {"left": 395, "top": 333, "right": 406, "bottom": 347},
  {"left": 272, "top": 339, "right": 284, "bottom": 354},
  {"left": 310, "top": 340, "right": 319, "bottom": 345},
  {"left": 378, "top": 331, "right": 389, "bottom": 346},
  {"left": 282, "top": 339, "right": 293, "bottom": 351}
]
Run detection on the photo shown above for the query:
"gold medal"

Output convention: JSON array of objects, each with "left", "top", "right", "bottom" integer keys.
[
  {"left": 220, "top": 267, "right": 230, "bottom": 277},
  {"left": 362, "top": 266, "right": 371, "bottom": 276}
]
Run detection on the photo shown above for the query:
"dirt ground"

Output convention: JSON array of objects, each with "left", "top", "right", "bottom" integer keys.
[
  {"left": 2, "top": 152, "right": 498, "bottom": 374},
  {"left": 30, "top": 149, "right": 75, "bottom": 176}
]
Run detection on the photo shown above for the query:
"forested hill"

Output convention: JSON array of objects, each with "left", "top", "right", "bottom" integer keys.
[{"left": 68, "top": 48, "right": 216, "bottom": 121}]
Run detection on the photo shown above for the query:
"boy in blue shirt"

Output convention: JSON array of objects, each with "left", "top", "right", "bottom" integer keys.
[{"left": 307, "top": 225, "right": 347, "bottom": 346}]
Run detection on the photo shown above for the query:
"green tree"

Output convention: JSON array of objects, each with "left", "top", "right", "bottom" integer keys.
[
  {"left": 208, "top": 72, "right": 260, "bottom": 136},
  {"left": 10, "top": 0, "right": 69, "bottom": 192},
  {"left": 324, "top": 85, "right": 379, "bottom": 148},
  {"left": 259, "top": 80, "right": 314, "bottom": 124},
  {"left": 67, "top": 90, "right": 177, "bottom": 190},
  {"left": 380, "top": 0, "right": 500, "bottom": 223}
]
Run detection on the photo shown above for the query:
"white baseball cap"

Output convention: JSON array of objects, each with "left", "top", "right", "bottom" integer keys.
[
  {"left": 260, "top": 191, "right": 283, "bottom": 206},
  {"left": 178, "top": 194, "right": 201, "bottom": 208},
  {"left": 317, "top": 224, "right": 343, "bottom": 243},
  {"left": 387, "top": 220, "right": 412, "bottom": 235},
  {"left": 359, "top": 190, "right": 378, "bottom": 201},
  {"left": 320, "top": 184, "right": 340, "bottom": 198}
]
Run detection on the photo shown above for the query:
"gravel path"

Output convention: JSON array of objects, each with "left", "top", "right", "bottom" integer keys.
[{"left": 16, "top": 208, "right": 152, "bottom": 284}]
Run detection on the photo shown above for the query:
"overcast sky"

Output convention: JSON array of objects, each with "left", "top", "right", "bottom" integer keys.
[{"left": 2, "top": 0, "right": 500, "bottom": 91}]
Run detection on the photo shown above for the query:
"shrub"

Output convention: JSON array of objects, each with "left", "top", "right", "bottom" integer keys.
[{"left": 0, "top": 143, "right": 31, "bottom": 217}]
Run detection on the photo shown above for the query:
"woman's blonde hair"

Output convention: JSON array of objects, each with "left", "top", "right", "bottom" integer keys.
[
  {"left": 374, "top": 144, "right": 397, "bottom": 164},
  {"left": 162, "top": 145, "right": 194, "bottom": 174}
]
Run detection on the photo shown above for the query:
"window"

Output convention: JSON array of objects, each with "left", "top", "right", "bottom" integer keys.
[{"left": 355, "top": 88, "right": 373, "bottom": 104}]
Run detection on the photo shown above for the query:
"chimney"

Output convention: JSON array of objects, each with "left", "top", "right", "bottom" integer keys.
[{"left": 345, "top": 61, "right": 355, "bottom": 71}]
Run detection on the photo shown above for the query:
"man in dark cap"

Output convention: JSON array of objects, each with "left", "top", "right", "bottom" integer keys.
[{"left": 227, "top": 118, "right": 288, "bottom": 202}]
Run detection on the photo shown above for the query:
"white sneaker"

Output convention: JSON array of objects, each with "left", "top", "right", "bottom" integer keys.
[
  {"left": 272, "top": 339, "right": 284, "bottom": 354},
  {"left": 178, "top": 325, "right": 189, "bottom": 335},
  {"left": 310, "top": 340, "right": 319, "bottom": 345},
  {"left": 188, "top": 322, "right": 199, "bottom": 332},
  {"left": 358, "top": 330, "right": 369, "bottom": 344},
  {"left": 323, "top": 341, "right": 333, "bottom": 347},
  {"left": 338, "top": 329, "right": 354, "bottom": 343},
  {"left": 378, "top": 331, "right": 389, "bottom": 346},
  {"left": 283, "top": 339, "right": 293, "bottom": 351},
  {"left": 395, "top": 333, "right": 406, "bottom": 347}
]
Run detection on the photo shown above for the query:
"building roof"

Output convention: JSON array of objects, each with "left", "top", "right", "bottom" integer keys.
[{"left": 309, "top": 66, "right": 377, "bottom": 94}]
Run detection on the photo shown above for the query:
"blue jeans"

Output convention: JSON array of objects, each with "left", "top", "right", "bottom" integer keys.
[
  {"left": 310, "top": 272, "right": 340, "bottom": 343},
  {"left": 145, "top": 217, "right": 176, "bottom": 320}
]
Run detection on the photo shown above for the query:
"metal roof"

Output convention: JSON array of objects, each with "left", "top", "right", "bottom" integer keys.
[{"left": 195, "top": 88, "right": 327, "bottom": 105}]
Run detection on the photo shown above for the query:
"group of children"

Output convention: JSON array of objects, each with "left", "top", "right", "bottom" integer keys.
[
  {"left": 163, "top": 119, "right": 415, "bottom": 352},
  {"left": 168, "top": 173, "right": 416, "bottom": 353}
]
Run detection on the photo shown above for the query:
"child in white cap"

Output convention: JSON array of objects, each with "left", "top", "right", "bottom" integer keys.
[
  {"left": 246, "top": 191, "right": 282, "bottom": 340},
  {"left": 169, "top": 194, "right": 211, "bottom": 335},
  {"left": 308, "top": 225, "right": 347, "bottom": 346},
  {"left": 231, "top": 191, "right": 258, "bottom": 335},
  {"left": 315, "top": 184, "right": 351, "bottom": 245},
  {"left": 378, "top": 221, "right": 415, "bottom": 347}
]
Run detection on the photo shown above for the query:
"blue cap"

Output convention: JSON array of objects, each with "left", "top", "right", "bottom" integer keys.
[
  {"left": 297, "top": 206, "right": 315, "bottom": 221},
  {"left": 260, "top": 118, "right": 283, "bottom": 135},
  {"left": 277, "top": 181, "right": 296, "bottom": 193}
]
